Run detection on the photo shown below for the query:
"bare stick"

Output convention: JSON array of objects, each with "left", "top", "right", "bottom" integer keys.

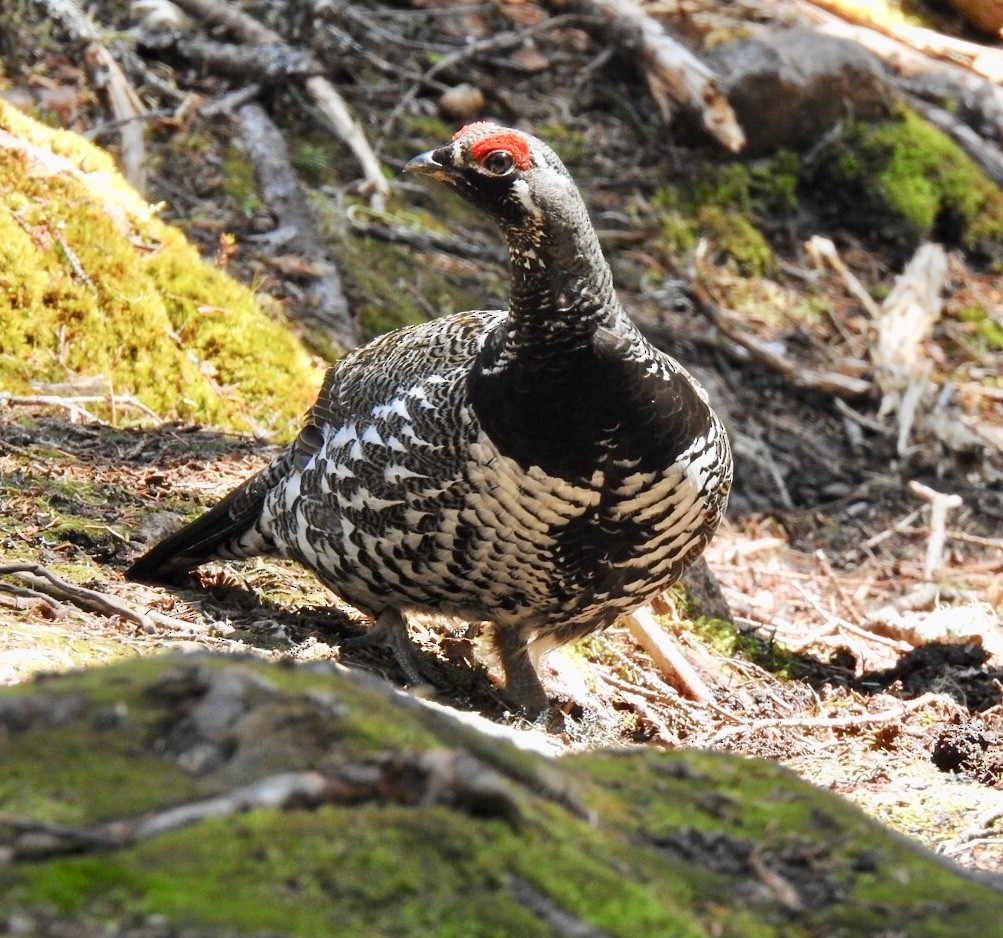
[
  {"left": 908, "top": 481, "right": 964, "bottom": 579},
  {"left": 688, "top": 280, "right": 872, "bottom": 398},
  {"left": 0, "top": 581, "right": 67, "bottom": 615},
  {"left": 1, "top": 392, "right": 162, "bottom": 425},
  {"left": 805, "top": 236, "right": 882, "bottom": 319},
  {"left": 348, "top": 207, "right": 506, "bottom": 264},
  {"left": 710, "top": 692, "right": 948, "bottom": 744},
  {"left": 0, "top": 563, "right": 152, "bottom": 630},
  {"left": 624, "top": 606, "right": 716, "bottom": 705}
]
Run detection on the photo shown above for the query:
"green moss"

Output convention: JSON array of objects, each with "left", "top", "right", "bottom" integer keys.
[
  {"left": 749, "top": 150, "right": 801, "bottom": 216},
  {"left": 9, "top": 805, "right": 705, "bottom": 937},
  {"left": 0, "top": 100, "right": 323, "bottom": 437},
  {"left": 647, "top": 155, "right": 795, "bottom": 276},
  {"left": 696, "top": 207, "right": 777, "bottom": 277},
  {"left": 219, "top": 144, "right": 260, "bottom": 215},
  {"left": 688, "top": 616, "right": 796, "bottom": 678},
  {"left": 534, "top": 125, "right": 587, "bottom": 167},
  {"left": 567, "top": 748, "right": 1003, "bottom": 935},
  {"left": 957, "top": 305, "right": 1003, "bottom": 353},
  {"left": 693, "top": 164, "right": 753, "bottom": 215},
  {"left": 814, "top": 109, "right": 1003, "bottom": 260}
]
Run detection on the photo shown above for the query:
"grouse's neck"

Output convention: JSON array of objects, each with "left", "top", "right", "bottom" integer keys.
[{"left": 499, "top": 198, "right": 630, "bottom": 364}]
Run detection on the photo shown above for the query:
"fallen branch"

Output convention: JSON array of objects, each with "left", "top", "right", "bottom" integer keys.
[
  {"left": 348, "top": 207, "right": 506, "bottom": 265},
  {"left": 166, "top": 0, "right": 389, "bottom": 206},
  {"left": 30, "top": 0, "right": 148, "bottom": 192},
  {"left": 0, "top": 392, "right": 162, "bottom": 425},
  {"left": 0, "top": 563, "right": 152, "bottom": 631},
  {"left": 805, "top": 0, "right": 1003, "bottom": 83},
  {"left": 137, "top": 32, "right": 320, "bottom": 84},
  {"left": 624, "top": 606, "right": 716, "bottom": 705},
  {"left": 549, "top": 0, "right": 745, "bottom": 151},
  {"left": 805, "top": 236, "right": 882, "bottom": 319},
  {"left": 237, "top": 102, "right": 358, "bottom": 350},
  {"left": 688, "top": 280, "right": 873, "bottom": 399}
]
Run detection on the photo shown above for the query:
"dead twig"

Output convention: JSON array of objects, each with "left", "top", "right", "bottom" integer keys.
[
  {"left": 689, "top": 280, "right": 872, "bottom": 399},
  {"left": 710, "top": 692, "right": 947, "bottom": 744},
  {"left": 0, "top": 563, "right": 152, "bottom": 631},
  {"left": 0, "top": 581, "right": 68, "bottom": 616},
  {"left": 0, "top": 392, "right": 162, "bottom": 425},
  {"left": 348, "top": 206, "right": 506, "bottom": 265},
  {"left": 909, "top": 481, "right": 964, "bottom": 580},
  {"left": 623, "top": 606, "right": 717, "bottom": 705},
  {"left": 805, "top": 236, "right": 882, "bottom": 319},
  {"left": 861, "top": 507, "right": 925, "bottom": 549}
]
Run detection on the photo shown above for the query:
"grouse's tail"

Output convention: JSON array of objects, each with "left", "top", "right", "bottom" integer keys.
[{"left": 126, "top": 456, "right": 289, "bottom": 584}]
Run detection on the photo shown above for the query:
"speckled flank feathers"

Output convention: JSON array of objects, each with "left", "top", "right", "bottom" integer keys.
[{"left": 127, "top": 124, "right": 733, "bottom": 713}]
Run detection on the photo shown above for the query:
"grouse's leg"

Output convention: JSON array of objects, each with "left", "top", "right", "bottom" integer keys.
[
  {"left": 342, "top": 608, "right": 426, "bottom": 686},
  {"left": 493, "top": 626, "right": 550, "bottom": 715}
]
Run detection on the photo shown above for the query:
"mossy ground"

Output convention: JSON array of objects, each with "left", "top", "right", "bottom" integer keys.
[
  {"left": 0, "top": 101, "right": 323, "bottom": 437},
  {"left": 3, "top": 655, "right": 1003, "bottom": 937}
]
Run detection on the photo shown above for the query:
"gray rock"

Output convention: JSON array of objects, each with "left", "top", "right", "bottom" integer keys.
[{"left": 706, "top": 27, "right": 894, "bottom": 155}]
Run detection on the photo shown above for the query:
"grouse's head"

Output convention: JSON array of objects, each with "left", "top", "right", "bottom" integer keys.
[{"left": 404, "top": 123, "right": 579, "bottom": 246}]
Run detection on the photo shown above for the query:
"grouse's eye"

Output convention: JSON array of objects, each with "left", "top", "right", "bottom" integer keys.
[{"left": 480, "top": 150, "right": 515, "bottom": 176}]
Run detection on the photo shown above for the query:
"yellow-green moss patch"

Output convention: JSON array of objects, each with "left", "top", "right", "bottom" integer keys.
[
  {"left": 812, "top": 108, "right": 1003, "bottom": 262},
  {"left": 0, "top": 101, "right": 323, "bottom": 437}
]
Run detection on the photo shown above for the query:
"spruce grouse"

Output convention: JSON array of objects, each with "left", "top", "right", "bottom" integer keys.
[{"left": 127, "top": 123, "right": 733, "bottom": 714}]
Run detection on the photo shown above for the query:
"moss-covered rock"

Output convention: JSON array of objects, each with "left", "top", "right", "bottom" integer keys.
[
  {"left": 0, "top": 100, "right": 323, "bottom": 438},
  {"left": 808, "top": 108, "right": 1003, "bottom": 263},
  {"left": 2, "top": 654, "right": 1002, "bottom": 937}
]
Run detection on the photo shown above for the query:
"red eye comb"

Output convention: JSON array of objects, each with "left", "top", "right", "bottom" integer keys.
[{"left": 454, "top": 123, "right": 533, "bottom": 171}]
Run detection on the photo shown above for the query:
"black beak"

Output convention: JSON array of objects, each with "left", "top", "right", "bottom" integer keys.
[{"left": 403, "top": 148, "right": 454, "bottom": 181}]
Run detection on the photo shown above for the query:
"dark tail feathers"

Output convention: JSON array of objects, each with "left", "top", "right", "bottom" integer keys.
[{"left": 126, "top": 457, "right": 288, "bottom": 584}]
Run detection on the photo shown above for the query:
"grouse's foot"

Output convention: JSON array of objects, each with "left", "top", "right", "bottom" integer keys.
[
  {"left": 493, "top": 626, "right": 551, "bottom": 717},
  {"left": 341, "top": 608, "right": 428, "bottom": 686}
]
